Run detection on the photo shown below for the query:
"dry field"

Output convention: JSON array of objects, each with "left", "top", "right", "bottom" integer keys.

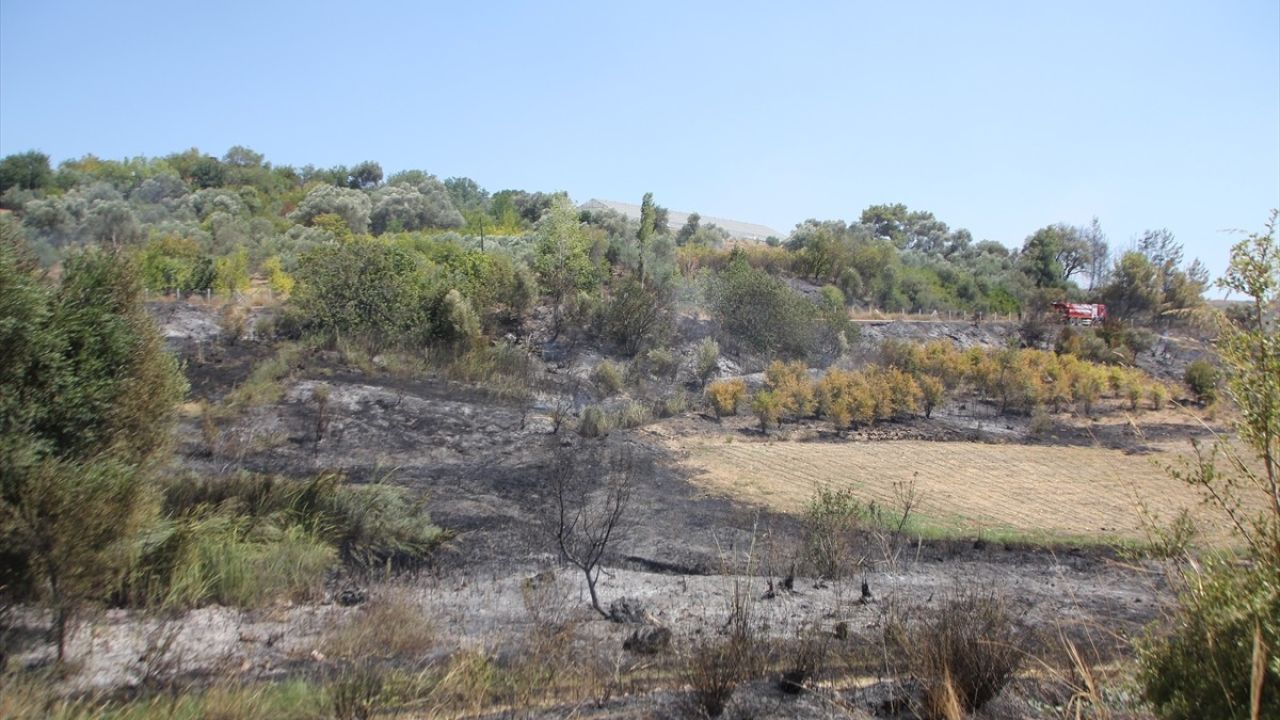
[{"left": 671, "top": 438, "right": 1239, "bottom": 545}]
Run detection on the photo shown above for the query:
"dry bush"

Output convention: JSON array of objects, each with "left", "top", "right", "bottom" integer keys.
[
  {"left": 764, "top": 359, "right": 816, "bottom": 420},
  {"left": 324, "top": 592, "right": 434, "bottom": 661},
  {"left": 694, "top": 337, "right": 721, "bottom": 386},
  {"left": 886, "top": 591, "right": 1025, "bottom": 719},
  {"left": 615, "top": 400, "right": 651, "bottom": 429},
  {"left": 653, "top": 392, "right": 688, "bottom": 418},
  {"left": 219, "top": 302, "right": 248, "bottom": 345},
  {"left": 577, "top": 405, "right": 610, "bottom": 438},
  {"left": 705, "top": 379, "right": 746, "bottom": 418},
  {"left": 592, "top": 359, "right": 625, "bottom": 396},
  {"left": 683, "top": 636, "right": 744, "bottom": 718},
  {"left": 778, "top": 624, "right": 832, "bottom": 694}
]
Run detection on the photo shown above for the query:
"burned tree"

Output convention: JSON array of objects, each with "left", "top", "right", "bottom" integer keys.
[{"left": 546, "top": 443, "right": 636, "bottom": 618}]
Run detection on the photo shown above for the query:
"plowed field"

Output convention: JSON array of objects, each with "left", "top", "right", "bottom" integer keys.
[{"left": 674, "top": 439, "right": 1237, "bottom": 544}]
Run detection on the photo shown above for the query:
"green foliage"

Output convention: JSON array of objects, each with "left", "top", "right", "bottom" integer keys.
[
  {"left": 592, "top": 359, "right": 625, "bottom": 396},
  {"left": 0, "top": 237, "right": 186, "bottom": 657},
  {"left": 534, "top": 196, "right": 601, "bottom": 327},
  {"left": 694, "top": 337, "right": 721, "bottom": 386},
  {"left": 1183, "top": 359, "right": 1220, "bottom": 404},
  {"left": 705, "top": 251, "right": 826, "bottom": 359},
  {"left": 0, "top": 150, "right": 54, "bottom": 195},
  {"left": 1138, "top": 557, "right": 1279, "bottom": 720},
  {"left": 578, "top": 405, "right": 610, "bottom": 438},
  {"left": 803, "top": 485, "right": 863, "bottom": 579},
  {"left": 600, "top": 277, "right": 673, "bottom": 355},
  {"left": 291, "top": 236, "right": 432, "bottom": 347},
  {"left": 1139, "top": 212, "right": 1280, "bottom": 718},
  {"left": 751, "top": 389, "right": 783, "bottom": 433},
  {"left": 289, "top": 184, "right": 372, "bottom": 235}
]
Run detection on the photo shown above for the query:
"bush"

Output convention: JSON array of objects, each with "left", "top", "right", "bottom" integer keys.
[
  {"left": 764, "top": 360, "right": 816, "bottom": 420},
  {"left": 653, "top": 392, "right": 688, "bottom": 418},
  {"left": 324, "top": 593, "right": 435, "bottom": 661},
  {"left": 705, "top": 251, "right": 823, "bottom": 359},
  {"left": 615, "top": 401, "right": 650, "bottom": 429},
  {"left": 578, "top": 405, "right": 609, "bottom": 438},
  {"left": 592, "top": 360, "right": 625, "bottom": 396},
  {"left": 705, "top": 379, "right": 746, "bottom": 418},
  {"left": 1138, "top": 557, "right": 1279, "bottom": 720},
  {"left": 1183, "top": 359, "right": 1219, "bottom": 404},
  {"left": 684, "top": 637, "right": 746, "bottom": 718},
  {"left": 803, "top": 485, "right": 864, "bottom": 579},
  {"left": 640, "top": 346, "right": 679, "bottom": 379},
  {"left": 751, "top": 390, "right": 783, "bottom": 433},
  {"left": 694, "top": 337, "right": 720, "bottom": 386},
  {"left": 888, "top": 592, "right": 1025, "bottom": 718}
]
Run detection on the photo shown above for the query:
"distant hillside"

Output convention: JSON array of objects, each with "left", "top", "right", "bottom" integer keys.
[{"left": 580, "top": 198, "right": 781, "bottom": 242}]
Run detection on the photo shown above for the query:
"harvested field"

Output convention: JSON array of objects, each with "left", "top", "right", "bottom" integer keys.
[{"left": 673, "top": 438, "right": 1238, "bottom": 544}]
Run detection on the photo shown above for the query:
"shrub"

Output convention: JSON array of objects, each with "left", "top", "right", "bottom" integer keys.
[
  {"left": 592, "top": 360, "right": 625, "bottom": 396},
  {"left": 1138, "top": 557, "right": 1279, "bottom": 720},
  {"left": 694, "top": 337, "right": 720, "bottom": 386},
  {"left": 705, "top": 379, "right": 746, "bottom": 418},
  {"left": 751, "top": 390, "right": 783, "bottom": 433},
  {"left": 803, "top": 485, "right": 864, "bottom": 579},
  {"left": 641, "top": 346, "right": 679, "bottom": 379},
  {"left": 764, "top": 360, "right": 816, "bottom": 420},
  {"left": 1149, "top": 382, "right": 1168, "bottom": 410},
  {"left": 704, "top": 251, "right": 822, "bottom": 359},
  {"left": 601, "top": 277, "right": 673, "bottom": 355},
  {"left": 888, "top": 591, "right": 1024, "bottom": 718},
  {"left": 684, "top": 637, "right": 746, "bottom": 718},
  {"left": 1183, "top": 359, "right": 1219, "bottom": 404},
  {"left": 325, "top": 593, "right": 434, "bottom": 661},
  {"left": 918, "top": 375, "right": 945, "bottom": 418},
  {"left": 653, "top": 392, "right": 688, "bottom": 418},
  {"left": 615, "top": 401, "right": 650, "bottom": 429},
  {"left": 578, "top": 405, "right": 609, "bottom": 438}
]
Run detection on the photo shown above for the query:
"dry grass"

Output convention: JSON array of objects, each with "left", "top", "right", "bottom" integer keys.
[
  {"left": 323, "top": 592, "right": 435, "bottom": 661},
  {"left": 675, "top": 438, "right": 1246, "bottom": 544}
]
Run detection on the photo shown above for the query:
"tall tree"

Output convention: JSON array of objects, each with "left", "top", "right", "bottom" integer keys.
[
  {"left": 637, "top": 192, "right": 656, "bottom": 284},
  {"left": 1082, "top": 217, "right": 1109, "bottom": 293},
  {"left": 0, "top": 151, "right": 54, "bottom": 195}
]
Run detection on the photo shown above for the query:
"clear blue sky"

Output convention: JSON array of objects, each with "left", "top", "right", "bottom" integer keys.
[{"left": 2, "top": 0, "right": 1277, "bottom": 282}]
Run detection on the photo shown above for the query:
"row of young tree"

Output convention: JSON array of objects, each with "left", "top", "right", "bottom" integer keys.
[
  {"left": 1, "top": 147, "right": 1211, "bottom": 341},
  {"left": 705, "top": 341, "right": 1171, "bottom": 433}
]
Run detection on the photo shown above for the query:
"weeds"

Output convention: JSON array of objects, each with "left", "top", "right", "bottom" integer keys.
[
  {"left": 886, "top": 590, "right": 1025, "bottom": 719},
  {"left": 324, "top": 592, "right": 434, "bottom": 661}
]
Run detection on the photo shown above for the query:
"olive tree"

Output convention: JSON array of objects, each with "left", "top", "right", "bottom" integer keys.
[
  {"left": 289, "top": 184, "right": 372, "bottom": 235},
  {"left": 370, "top": 182, "right": 463, "bottom": 234}
]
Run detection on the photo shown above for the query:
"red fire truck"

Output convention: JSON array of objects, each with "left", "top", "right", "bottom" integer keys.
[{"left": 1052, "top": 302, "right": 1107, "bottom": 326}]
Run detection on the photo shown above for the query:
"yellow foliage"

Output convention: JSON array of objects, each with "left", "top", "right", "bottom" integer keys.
[{"left": 705, "top": 379, "right": 746, "bottom": 418}]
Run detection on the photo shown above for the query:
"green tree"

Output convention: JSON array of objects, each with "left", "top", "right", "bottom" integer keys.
[
  {"left": 292, "top": 236, "right": 431, "bottom": 346},
  {"left": 676, "top": 212, "right": 701, "bottom": 246},
  {"left": 1018, "top": 224, "right": 1090, "bottom": 289},
  {"left": 637, "top": 192, "right": 656, "bottom": 284},
  {"left": 0, "top": 227, "right": 186, "bottom": 659},
  {"left": 534, "top": 197, "right": 600, "bottom": 336},
  {"left": 1138, "top": 211, "right": 1279, "bottom": 719},
  {"left": 0, "top": 150, "right": 54, "bottom": 195}
]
